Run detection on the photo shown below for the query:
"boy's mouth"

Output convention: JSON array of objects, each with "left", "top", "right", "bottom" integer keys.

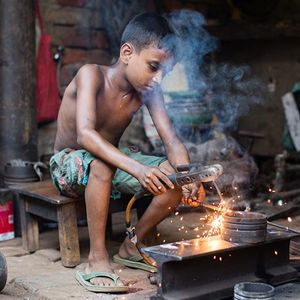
[
  {"left": 144, "top": 85, "right": 154, "bottom": 91},
  {"left": 145, "top": 82, "right": 159, "bottom": 90}
]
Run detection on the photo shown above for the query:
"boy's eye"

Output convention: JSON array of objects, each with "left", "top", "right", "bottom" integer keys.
[{"left": 149, "top": 63, "right": 159, "bottom": 72}]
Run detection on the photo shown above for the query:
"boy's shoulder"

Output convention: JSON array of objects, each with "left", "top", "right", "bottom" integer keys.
[
  {"left": 75, "top": 64, "right": 106, "bottom": 88},
  {"left": 74, "top": 64, "right": 106, "bottom": 90},
  {"left": 77, "top": 63, "right": 104, "bottom": 78}
]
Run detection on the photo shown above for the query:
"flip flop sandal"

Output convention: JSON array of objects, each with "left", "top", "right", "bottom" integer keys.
[
  {"left": 75, "top": 271, "right": 128, "bottom": 293},
  {"left": 113, "top": 254, "right": 157, "bottom": 273}
]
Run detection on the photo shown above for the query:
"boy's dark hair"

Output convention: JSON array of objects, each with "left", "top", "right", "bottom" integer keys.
[{"left": 121, "top": 13, "right": 175, "bottom": 53}]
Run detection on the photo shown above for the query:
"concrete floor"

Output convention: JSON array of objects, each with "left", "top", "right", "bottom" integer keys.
[
  {"left": 0, "top": 209, "right": 209, "bottom": 300},
  {"left": 1, "top": 207, "right": 300, "bottom": 299}
]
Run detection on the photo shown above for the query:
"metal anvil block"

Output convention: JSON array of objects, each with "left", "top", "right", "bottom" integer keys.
[{"left": 142, "top": 227, "right": 298, "bottom": 300}]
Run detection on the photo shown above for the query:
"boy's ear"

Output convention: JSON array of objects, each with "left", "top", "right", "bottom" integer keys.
[{"left": 120, "top": 43, "right": 134, "bottom": 64}]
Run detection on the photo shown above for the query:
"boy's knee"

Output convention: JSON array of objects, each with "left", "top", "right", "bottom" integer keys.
[
  {"left": 153, "top": 188, "right": 182, "bottom": 208},
  {"left": 89, "top": 159, "right": 115, "bottom": 183}
]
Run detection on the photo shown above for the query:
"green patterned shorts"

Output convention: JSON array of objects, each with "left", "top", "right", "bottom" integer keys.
[{"left": 49, "top": 147, "right": 166, "bottom": 198}]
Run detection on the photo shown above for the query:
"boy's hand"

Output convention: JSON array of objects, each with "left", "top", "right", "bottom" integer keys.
[
  {"left": 181, "top": 183, "right": 206, "bottom": 207},
  {"left": 138, "top": 166, "right": 175, "bottom": 195}
]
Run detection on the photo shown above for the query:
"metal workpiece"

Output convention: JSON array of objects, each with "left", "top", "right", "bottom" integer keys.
[
  {"left": 221, "top": 211, "right": 268, "bottom": 244},
  {"left": 143, "top": 226, "right": 298, "bottom": 300},
  {"left": 234, "top": 282, "right": 275, "bottom": 300}
]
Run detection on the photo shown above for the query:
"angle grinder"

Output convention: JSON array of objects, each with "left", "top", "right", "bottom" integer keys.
[{"left": 125, "top": 163, "right": 223, "bottom": 269}]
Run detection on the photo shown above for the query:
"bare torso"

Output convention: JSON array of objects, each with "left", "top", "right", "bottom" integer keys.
[{"left": 54, "top": 65, "right": 142, "bottom": 152}]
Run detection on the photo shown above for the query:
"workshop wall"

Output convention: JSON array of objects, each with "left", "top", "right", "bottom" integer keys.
[
  {"left": 207, "top": 0, "right": 300, "bottom": 157},
  {"left": 218, "top": 38, "right": 300, "bottom": 157},
  {"left": 37, "top": 0, "right": 112, "bottom": 158},
  {"left": 39, "top": 0, "right": 111, "bottom": 94}
]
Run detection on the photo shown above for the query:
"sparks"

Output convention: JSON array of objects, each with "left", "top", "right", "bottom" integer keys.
[{"left": 211, "top": 216, "right": 223, "bottom": 230}]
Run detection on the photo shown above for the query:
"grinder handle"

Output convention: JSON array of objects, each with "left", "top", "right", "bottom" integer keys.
[{"left": 167, "top": 173, "right": 194, "bottom": 186}]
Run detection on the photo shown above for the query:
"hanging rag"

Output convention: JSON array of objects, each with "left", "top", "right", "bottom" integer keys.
[{"left": 35, "top": 1, "right": 60, "bottom": 124}]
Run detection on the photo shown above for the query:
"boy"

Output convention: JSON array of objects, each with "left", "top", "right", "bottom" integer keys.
[{"left": 50, "top": 13, "right": 203, "bottom": 293}]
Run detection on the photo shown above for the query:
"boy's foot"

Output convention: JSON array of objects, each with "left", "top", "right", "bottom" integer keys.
[
  {"left": 85, "top": 260, "right": 126, "bottom": 288},
  {"left": 115, "top": 237, "right": 157, "bottom": 272},
  {"left": 118, "top": 236, "right": 143, "bottom": 259}
]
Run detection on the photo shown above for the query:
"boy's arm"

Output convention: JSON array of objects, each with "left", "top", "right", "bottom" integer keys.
[
  {"left": 145, "top": 87, "right": 190, "bottom": 167},
  {"left": 145, "top": 87, "right": 205, "bottom": 204},
  {"left": 75, "top": 65, "right": 174, "bottom": 194}
]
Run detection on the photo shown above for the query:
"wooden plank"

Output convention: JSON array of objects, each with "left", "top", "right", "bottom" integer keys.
[
  {"left": 19, "top": 196, "right": 39, "bottom": 252},
  {"left": 10, "top": 180, "right": 83, "bottom": 204},
  {"left": 282, "top": 93, "right": 300, "bottom": 151},
  {"left": 57, "top": 202, "right": 80, "bottom": 267},
  {"left": 25, "top": 197, "right": 58, "bottom": 221}
]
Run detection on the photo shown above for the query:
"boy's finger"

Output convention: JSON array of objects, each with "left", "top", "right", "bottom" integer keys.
[
  {"left": 191, "top": 201, "right": 200, "bottom": 207},
  {"left": 191, "top": 184, "right": 198, "bottom": 198},
  {"left": 152, "top": 176, "right": 167, "bottom": 193},
  {"left": 146, "top": 184, "right": 160, "bottom": 195},
  {"left": 155, "top": 170, "right": 174, "bottom": 189},
  {"left": 148, "top": 180, "right": 162, "bottom": 195},
  {"left": 197, "top": 184, "right": 206, "bottom": 201},
  {"left": 181, "top": 197, "right": 188, "bottom": 205}
]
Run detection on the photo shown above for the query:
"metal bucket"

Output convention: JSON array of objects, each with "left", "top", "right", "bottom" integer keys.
[
  {"left": 234, "top": 282, "right": 274, "bottom": 300},
  {"left": 4, "top": 163, "right": 39, "bottom": 184},
  {"left": 221, "top": 211, "right": 267, "bottom": 244}
]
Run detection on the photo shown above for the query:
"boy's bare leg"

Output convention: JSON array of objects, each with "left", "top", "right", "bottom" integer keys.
[
  {"left": 85, "top": 159, "right": 124, "bottom": 286},
  {"left": 119, "top": 161, "right": 182, "bottom": 259}
]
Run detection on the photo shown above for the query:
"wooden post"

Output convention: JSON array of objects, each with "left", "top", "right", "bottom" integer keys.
[
  {"left": 19, "top": 197, "right": 39, "bottom": 252},
  {"left": 57, "top": 203, "right": 80, "bottom": 267}
]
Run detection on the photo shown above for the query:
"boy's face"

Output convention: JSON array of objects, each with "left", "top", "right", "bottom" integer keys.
[{"left": 124, "top": 44, "right": 174, "bottom": 92}]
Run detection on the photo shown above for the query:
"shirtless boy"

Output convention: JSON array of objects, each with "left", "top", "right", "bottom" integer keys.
[{"left": 50, "top": 13, "right": 203, "bottom": 293}]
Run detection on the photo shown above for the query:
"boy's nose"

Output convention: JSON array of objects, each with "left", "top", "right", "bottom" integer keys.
[{"left": 153, "top": 71, "right": 163, "bottom": 84}]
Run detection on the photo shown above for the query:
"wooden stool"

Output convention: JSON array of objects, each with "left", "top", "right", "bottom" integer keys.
[{"left": 10, "top": 180, "right": 146, "bottom": 267}]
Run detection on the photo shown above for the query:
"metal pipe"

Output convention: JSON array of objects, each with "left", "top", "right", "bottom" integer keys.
[{"left": 0, "top": 0, "right": 37, "bottom": 177}]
